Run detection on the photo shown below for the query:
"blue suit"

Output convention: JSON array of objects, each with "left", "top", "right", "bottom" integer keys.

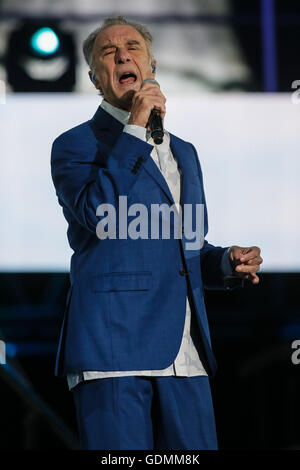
[{"left": 51, "top": 105, "right": 242, "bottom": 449}]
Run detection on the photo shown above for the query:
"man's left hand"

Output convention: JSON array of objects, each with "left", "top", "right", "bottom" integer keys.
[{"left": 228, "top": 246, "right": 263, "bottom": 285}]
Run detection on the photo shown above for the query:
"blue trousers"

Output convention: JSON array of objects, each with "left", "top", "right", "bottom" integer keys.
[{"left": 72, "top": 375, "right": 218, "bottom": 450}]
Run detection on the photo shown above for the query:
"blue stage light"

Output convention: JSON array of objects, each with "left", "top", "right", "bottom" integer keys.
[{"left": 30, "top": 27, "right": 59, "bottom": 56}]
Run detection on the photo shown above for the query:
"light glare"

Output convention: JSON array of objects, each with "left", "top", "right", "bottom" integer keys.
[{"left": 30, "top": 27, "right": 59, "bottom": 55}]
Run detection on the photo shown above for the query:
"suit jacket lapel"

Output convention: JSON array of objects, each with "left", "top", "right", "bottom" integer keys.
[
  {"left": 90, "top": 105, "right": 175, "bottom": 204},
  {"left": 142, "top": 154, "right": 175, "bottom": 205},
  {"left": 142, "top": 133, "right": 201, "bottom": 207},
  {"left": 89, "top": 106, "right": 200, "bottom": 208},
  {"left": 90, "top": 105, "right": 124, "bottom": 163}
]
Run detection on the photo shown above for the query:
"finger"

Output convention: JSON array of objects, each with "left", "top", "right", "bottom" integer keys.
[
  {"left": 235, "top": 264, "right": 259, "bottom": 274},
  {"left": 245, "top": 256, "right": 263, "bottom": 266},
  {"left": 141, "top": 94, "right": 166, "bottom": 106},
  {"left": 250, "top": 272, "right": 260, "bottom": 284},
  {"left": 134, "top": 94, "right": 166, "bottom": 109},
  {"left": 139, "top": 90, "right": 165, "bottom": 100},
  {"left": 140, "top": 80, "right": 160, "bottom": 89},
  {"left": 240, "top": 246, "right": 261, "bottom": 262},
  {"left": 133, "top": 101, "right": 166, "bottom": 118},
  {"left": 136, "top": 85, "right": 166, "bottom": 98},
  {"left": 141, "top": 85, "right": 162, "bottom": 93},
  {"left": 239, "top": 272, "right": 260, "bottom": 284},
  {"left": 152, "top": 102, "right": 166, "bottom": 115}
]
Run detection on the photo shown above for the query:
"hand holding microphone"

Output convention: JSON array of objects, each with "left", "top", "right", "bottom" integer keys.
[
  {"left": 128, "top": 77, "right": 166, "bottom": 144},
  {"left": 141, "top": 78, "right": 164, "bottom": 144}
]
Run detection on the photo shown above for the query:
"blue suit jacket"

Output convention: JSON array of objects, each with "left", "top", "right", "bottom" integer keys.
[{"left": 51, "top": 105, "right": 242, "bottom": 379}]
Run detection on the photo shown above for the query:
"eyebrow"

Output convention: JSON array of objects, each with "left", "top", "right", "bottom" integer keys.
[{"left": 100, "top": 39, "right": 141, "bottom": 54}]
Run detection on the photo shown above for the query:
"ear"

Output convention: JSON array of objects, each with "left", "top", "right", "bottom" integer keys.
[
  {"left": 89, "top": 70, "right": 99, "bottom": 89},
  {"left": 151, "top": 59, "right": 157, "bottom": 77}
]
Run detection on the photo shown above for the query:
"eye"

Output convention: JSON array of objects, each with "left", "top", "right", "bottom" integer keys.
[{"left": 104, "top": 50, "right": 113, "bottom": 56}]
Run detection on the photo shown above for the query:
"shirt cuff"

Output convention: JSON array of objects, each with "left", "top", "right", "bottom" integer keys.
[
  {"left": 221, "top": 247, "right": 234, "bottom": 276},
  {"left": 123, "top": 124, "right": 147, "bottom": 142}
]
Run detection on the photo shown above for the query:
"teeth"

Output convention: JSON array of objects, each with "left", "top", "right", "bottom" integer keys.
[{"left": 120, "top": 72, "right": 136, "bottom": 80}]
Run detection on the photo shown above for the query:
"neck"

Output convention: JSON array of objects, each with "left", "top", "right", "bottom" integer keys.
[{"left": 106, "top": 92, "right": 135, "bottom": 113}]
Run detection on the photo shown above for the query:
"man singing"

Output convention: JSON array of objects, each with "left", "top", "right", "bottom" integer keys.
[{"left": 51, "top": 16, "right": 263, "bottom": 450}]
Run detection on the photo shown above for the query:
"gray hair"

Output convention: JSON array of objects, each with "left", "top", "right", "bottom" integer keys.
[{"left": 82, "top": 16, "right": 154, "bottom": 73}]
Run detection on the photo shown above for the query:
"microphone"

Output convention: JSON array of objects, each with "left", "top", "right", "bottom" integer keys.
[{"left": 141, "top": 78, "right": 164, "bottom": 145}]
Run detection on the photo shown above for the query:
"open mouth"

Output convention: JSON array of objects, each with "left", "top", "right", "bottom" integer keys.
[{"left": 118, "top": 72, "right": 137, "bottom": 85}]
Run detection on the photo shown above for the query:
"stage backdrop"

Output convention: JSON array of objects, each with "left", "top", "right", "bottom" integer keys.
[{"left": 0, "top": 92, "right": 298, "bottom": 271}]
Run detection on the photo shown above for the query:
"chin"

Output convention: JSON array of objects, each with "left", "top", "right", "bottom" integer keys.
[{"left": 116, "top": 90, "right": 136, "bottom": 111}]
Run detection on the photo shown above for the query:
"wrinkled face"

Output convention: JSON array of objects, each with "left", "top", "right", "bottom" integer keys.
[{"left": 90, "top": 25, "right": 156, "bottom": 111}]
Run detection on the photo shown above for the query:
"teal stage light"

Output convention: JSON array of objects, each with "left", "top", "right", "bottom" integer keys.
[
  {"left": 5, "top": 21, "right": 76, "bottom": 91},
  {"left": 30, "top": 27, "right": 60, "bottom": 56}
]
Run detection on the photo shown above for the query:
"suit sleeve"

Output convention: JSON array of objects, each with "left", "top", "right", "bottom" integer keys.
[
  {"left": 51, "top": 128, "right": 154, "bottom": 234},
  {"left": 189, "top": 143, "right": 244, "bottom": 291}
]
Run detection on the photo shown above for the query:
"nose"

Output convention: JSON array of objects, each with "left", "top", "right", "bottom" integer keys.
[{"left": 115, "top": 47, "right": 131, "bottom": 64}]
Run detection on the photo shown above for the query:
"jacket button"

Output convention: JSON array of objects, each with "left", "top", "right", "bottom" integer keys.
[{"left": 179, "top": 269, "right": 187, "bottom": 276}]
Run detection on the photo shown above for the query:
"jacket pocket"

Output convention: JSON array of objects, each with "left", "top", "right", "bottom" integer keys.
[{"left": 90, "top": 271, "right": 152, "bottom": 292}]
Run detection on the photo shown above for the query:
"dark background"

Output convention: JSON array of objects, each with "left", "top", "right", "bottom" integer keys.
[
  {"left": 230, "top": 0, "right": 300, "bottom": 91},
  {"left": 1, "top": 272, "right": 299, "bottom": 449}
]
